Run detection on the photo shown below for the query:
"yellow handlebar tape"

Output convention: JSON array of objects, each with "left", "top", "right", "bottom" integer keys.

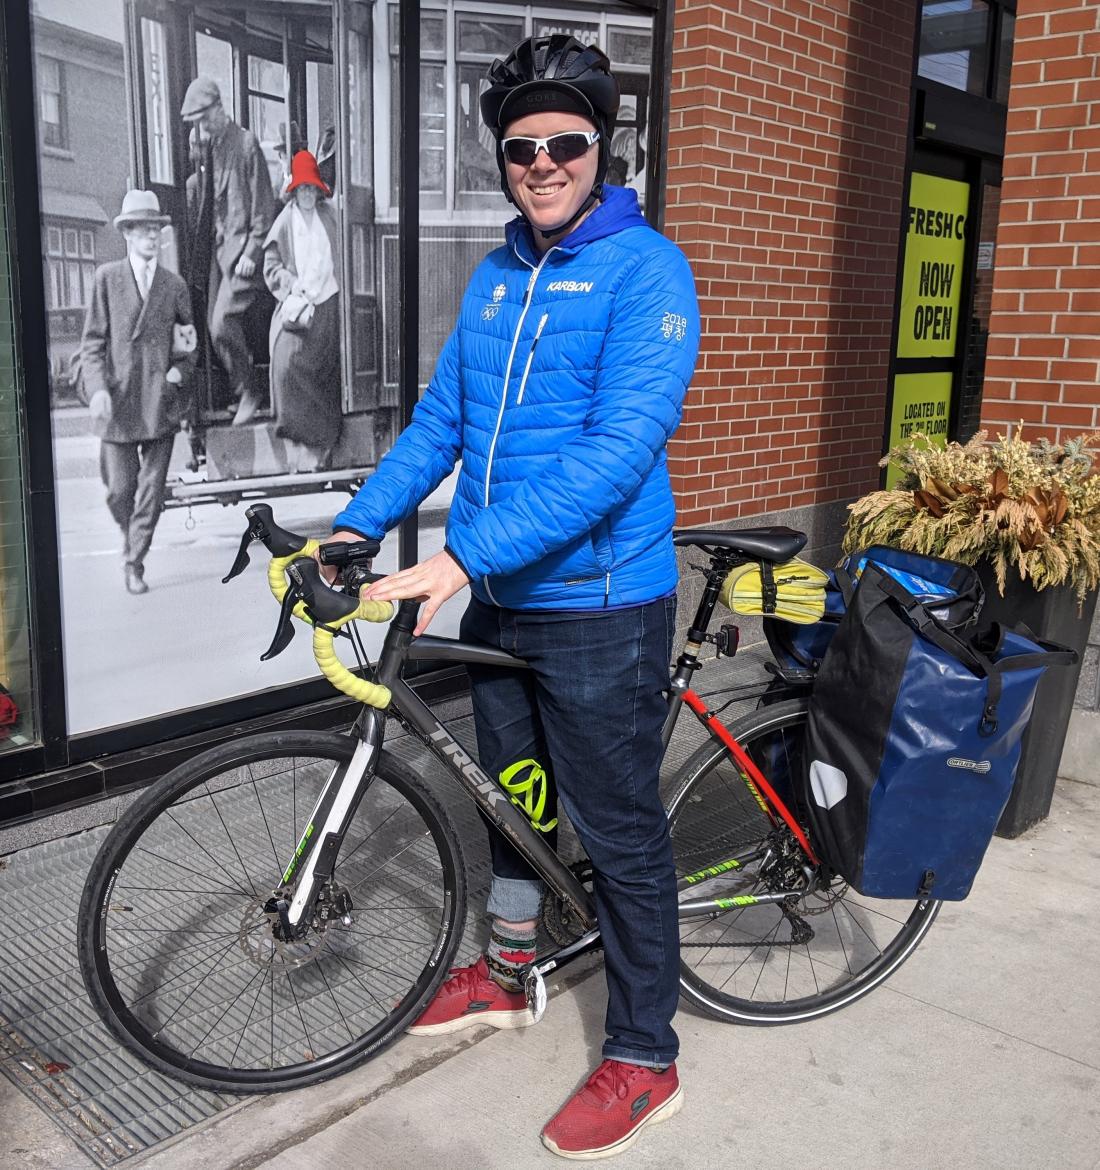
[
  {"left": 268, "top": 541, "right": 396, "bottom": 708},
  {"left": 312, "top": 597, "right": 395, "bottom": 708}
]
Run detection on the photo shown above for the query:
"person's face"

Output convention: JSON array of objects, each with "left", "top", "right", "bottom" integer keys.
[
  {"left": 123, "top": 223, "right": 161, "bottom": 261},
  {"left": 501, "top": 111, "right": 600, "bottom": 246},
  {"left": 295, "top": 185, "right": 320, "bottom": 211},
  {"left": 190, "top": 102, "right": 228, "bottom": 140}
]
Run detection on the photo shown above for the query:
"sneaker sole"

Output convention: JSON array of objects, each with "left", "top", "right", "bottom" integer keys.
[
  {"left": 540, "top": 1085, "right": 684, "bottom": 1161},
  {"left": 406, "top": 1008, "right": 536, "bottom": 1037}
]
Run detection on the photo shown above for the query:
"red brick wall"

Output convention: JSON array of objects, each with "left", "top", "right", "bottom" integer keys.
[
  {"left": 664, "top": 0, "right": 917, "bottom": 526},
  {"left": 982, "top": 0, "right": 1100, "bottom": 442}
]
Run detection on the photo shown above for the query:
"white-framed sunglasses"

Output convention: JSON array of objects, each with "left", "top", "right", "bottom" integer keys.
[{"left": 501, "top": 130, "right": 600, "bottom": 167}]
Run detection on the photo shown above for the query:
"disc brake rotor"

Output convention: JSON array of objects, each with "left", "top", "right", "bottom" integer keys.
[{"left": 238, "top": 895, "right": 331, "bottom": 969}]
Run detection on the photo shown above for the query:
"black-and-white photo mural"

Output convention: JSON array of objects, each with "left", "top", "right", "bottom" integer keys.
[{"left": 30, "top": 0, "right": 654, "bottom": 732}]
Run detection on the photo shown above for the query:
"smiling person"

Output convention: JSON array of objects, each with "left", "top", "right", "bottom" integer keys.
[{"left": 325, "top": 36, "right": 699, "bottom": 1160}]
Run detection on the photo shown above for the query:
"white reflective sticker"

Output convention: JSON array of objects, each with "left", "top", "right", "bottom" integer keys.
[{"left": 810, "top": 760, "right": 848, "bottom": 809}]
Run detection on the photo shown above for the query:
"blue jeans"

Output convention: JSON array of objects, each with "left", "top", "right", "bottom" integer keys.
[{"left": 460, "top": 595, "right": 680, "bottom": 1067}]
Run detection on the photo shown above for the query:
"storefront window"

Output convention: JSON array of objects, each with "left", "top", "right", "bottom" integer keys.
[
  {"left": 0, "top": 91, "right": 37, "bottom": 752},
  {"left": 918, "top": 0, "right": 991, "bottom": 96}
]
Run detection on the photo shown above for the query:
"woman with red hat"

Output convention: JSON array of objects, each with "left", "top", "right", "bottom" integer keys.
[{"left": 262, "top": 150, "right": 342, "bottom": 470}]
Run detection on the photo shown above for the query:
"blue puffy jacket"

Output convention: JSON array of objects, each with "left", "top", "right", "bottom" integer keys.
[{"left": 334, "top": 184, "right": 700, "bottom": 610}]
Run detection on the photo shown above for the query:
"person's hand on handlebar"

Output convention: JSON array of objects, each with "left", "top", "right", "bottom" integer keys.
[{"left": 361, "top": 551, "right": 470, "bottom": 636}]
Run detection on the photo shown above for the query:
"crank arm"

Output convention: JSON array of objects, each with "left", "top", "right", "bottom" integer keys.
[
  {"left": 516, "top": 928, "right": 603, "bottom": 1025},
  {"left": 534, "top": 927, "right": 603, "bottom": 979}
]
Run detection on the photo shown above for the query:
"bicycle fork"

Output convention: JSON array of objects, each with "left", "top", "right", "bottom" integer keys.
[{"left": 268, "top": 708, "right": 386, "bottom": 939}]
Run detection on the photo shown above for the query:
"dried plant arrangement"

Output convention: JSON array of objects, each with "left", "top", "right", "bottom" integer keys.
[{"left": 843, "top": 429, "right": 1100, "bottom": 603}]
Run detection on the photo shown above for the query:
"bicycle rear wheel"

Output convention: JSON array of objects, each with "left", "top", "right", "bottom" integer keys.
[
  {"left": 78, "top": 730, "right": 465, "bottom": 1092},
  {"left": 667, "top": 699, "right": 939, "bottom": 1024}
]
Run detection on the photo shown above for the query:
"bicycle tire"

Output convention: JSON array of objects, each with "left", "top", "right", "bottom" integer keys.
[
  {"left": 667, "top": 698, "right": 939, "bottom": 1024},
  {"left": 78, "top": 730, "right": 466, "bottom": 1092}
]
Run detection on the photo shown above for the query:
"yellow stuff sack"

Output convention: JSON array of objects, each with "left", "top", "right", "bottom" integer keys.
[{"left": 719, "top": 557, "right": 829, "bottom": 624}]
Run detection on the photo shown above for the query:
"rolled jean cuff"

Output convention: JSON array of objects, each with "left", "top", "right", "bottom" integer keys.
[
  {"left": 603, "top": 1044, "right": 679, "bottom": 1069},
  {"left": 486, "top": 874, "right": 544, "bottom": 923}
]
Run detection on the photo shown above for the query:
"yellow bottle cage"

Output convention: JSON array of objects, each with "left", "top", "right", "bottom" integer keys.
[
  {"left": 498, "top": 758, "right": 558, "bottom": 833},
  {"left": 268, "top": 541, "right": 396, "bottom": 708},
  {"left": 719, "top": 557, "right": 829, "bottom": 625}
]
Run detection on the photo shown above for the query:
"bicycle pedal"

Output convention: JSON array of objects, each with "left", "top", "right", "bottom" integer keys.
[{"left": 523, "top": 965, "right": 547, "bottom": 1023}]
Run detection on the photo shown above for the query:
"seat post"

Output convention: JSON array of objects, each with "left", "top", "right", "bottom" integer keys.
[{"left": 667, "top": 558, "right": 732, "bottom": 692}]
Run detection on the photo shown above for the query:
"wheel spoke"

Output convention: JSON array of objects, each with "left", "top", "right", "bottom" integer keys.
[
  {"left": 130, "top": 847, "right": 253, "bottom": 899},
  {"left": 203, "top": 782, "right": 260, "bottom": 897},
  {"left": 248, "top": 762, "right": 284, "bottom": 877}
]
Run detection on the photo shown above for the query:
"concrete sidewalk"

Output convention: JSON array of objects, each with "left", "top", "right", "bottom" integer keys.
[{"left": 40, "top": 773, "right": 1088, "bottom": 1170}]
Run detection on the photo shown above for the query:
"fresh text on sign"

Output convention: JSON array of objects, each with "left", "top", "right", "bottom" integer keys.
[{"left": 907, "top": 205, "right": 966, "bottom": 240}]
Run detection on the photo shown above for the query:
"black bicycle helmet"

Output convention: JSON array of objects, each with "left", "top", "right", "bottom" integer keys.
[{"left": 481, "top": 35, "right": 620, "bottom": 229}]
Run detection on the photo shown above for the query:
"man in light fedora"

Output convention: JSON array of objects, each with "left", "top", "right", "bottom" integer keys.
[
  {"left": 80, "top": 191, "right": 196, "bottom": 595},
  {"left": 181, "top": 76, "right": 275, "bottom": 425}
]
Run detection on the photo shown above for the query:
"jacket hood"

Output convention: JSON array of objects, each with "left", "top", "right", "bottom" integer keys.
[{"left": 506, "top": 184, "right": 648, "bottom": 262}]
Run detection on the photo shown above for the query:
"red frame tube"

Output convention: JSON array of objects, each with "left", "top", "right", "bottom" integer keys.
[{"left": 682, "top": 689, "right": 820, "bottom": 866}]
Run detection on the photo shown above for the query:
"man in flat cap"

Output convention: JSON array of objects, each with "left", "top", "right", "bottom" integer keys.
[
  {"left": 181, "top": 76, "right": 275, "bottom": 425},
  {"left": 80, "top": 191, "right": 197, "bottom": 594}
]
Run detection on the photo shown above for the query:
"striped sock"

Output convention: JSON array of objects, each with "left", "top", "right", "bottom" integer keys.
[{"left": 485, "top": 923, "right": 537, "bottom": 992}]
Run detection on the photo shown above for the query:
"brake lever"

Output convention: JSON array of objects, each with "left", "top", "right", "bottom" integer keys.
[
  {"left": 260, "top": 576, "right": 300, "bottom": 661},
  {"left": 222, "top": 525, "right": 254, "bottom": 583},
  {"left": 223, "top": 505, "right": 275, "bottom": 583}
]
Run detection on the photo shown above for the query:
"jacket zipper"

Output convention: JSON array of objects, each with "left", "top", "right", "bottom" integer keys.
[
  {"left": 482, "top": 247, "right": 557, "bottom": 605},
  {"left": 516, "top": 313, "right": 549, "bottom": 406}
]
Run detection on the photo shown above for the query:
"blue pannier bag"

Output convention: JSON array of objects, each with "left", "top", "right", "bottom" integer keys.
[
  {"left": 764, "top": 545, "right": 983, "bottom": 673},
  {"left": 800, "top": 558, "right": 1076, "bottom": 901}
]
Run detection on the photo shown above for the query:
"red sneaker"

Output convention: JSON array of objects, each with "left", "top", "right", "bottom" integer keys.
[
  {"left": 541, "top": 1059, "right": 683, "bottom": 1160},
  {"left": 406, "top": 956, "right": 535, "bottom": 1036}
]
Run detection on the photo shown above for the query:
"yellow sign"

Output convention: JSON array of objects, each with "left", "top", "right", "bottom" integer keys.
[
  {"left": 897, "top": 173, "right": 969, "bottom": 360},
  {"left": 886, "top": 372, "right": 953, "bottom": 488}
]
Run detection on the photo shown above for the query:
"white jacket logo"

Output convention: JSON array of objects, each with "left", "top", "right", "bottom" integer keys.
[
  {"left": 661, "top": 312, "right": 688, "bottom": 342},
  {"left": 547, "top": 280, "right": 593, "bottom": 293},
  {"left": 482, "top": 283, "right": 507, "bottom": 320}
]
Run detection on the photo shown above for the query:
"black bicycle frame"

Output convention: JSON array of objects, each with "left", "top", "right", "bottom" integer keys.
[{"left": 285, "top": 555, "right": 810, "bottom": 938}]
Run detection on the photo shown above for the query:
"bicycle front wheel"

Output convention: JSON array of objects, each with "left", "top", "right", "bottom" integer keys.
[
  {"left": 78, "top": 730, "right": 466, "bottom": 1092},
  {"left": 667, "top": 699, "right": 939, "bottom": 1024}
]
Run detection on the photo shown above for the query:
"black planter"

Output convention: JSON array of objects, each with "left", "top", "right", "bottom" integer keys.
[{"left": 974, "top": 563, "right": 1099, "bottom": 838}]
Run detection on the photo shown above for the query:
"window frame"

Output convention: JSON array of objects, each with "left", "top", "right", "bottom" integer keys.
[
  {"left": 42, "top": 216, "right": 96, "bottom": 311},
  {"left": 37, "top": 53, "right": 67, "bottom": 150}
]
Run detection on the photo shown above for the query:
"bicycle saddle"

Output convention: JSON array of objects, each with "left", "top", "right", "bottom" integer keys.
[{"left": 673, "top": 526, "right": 807, "bottom": 562}]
